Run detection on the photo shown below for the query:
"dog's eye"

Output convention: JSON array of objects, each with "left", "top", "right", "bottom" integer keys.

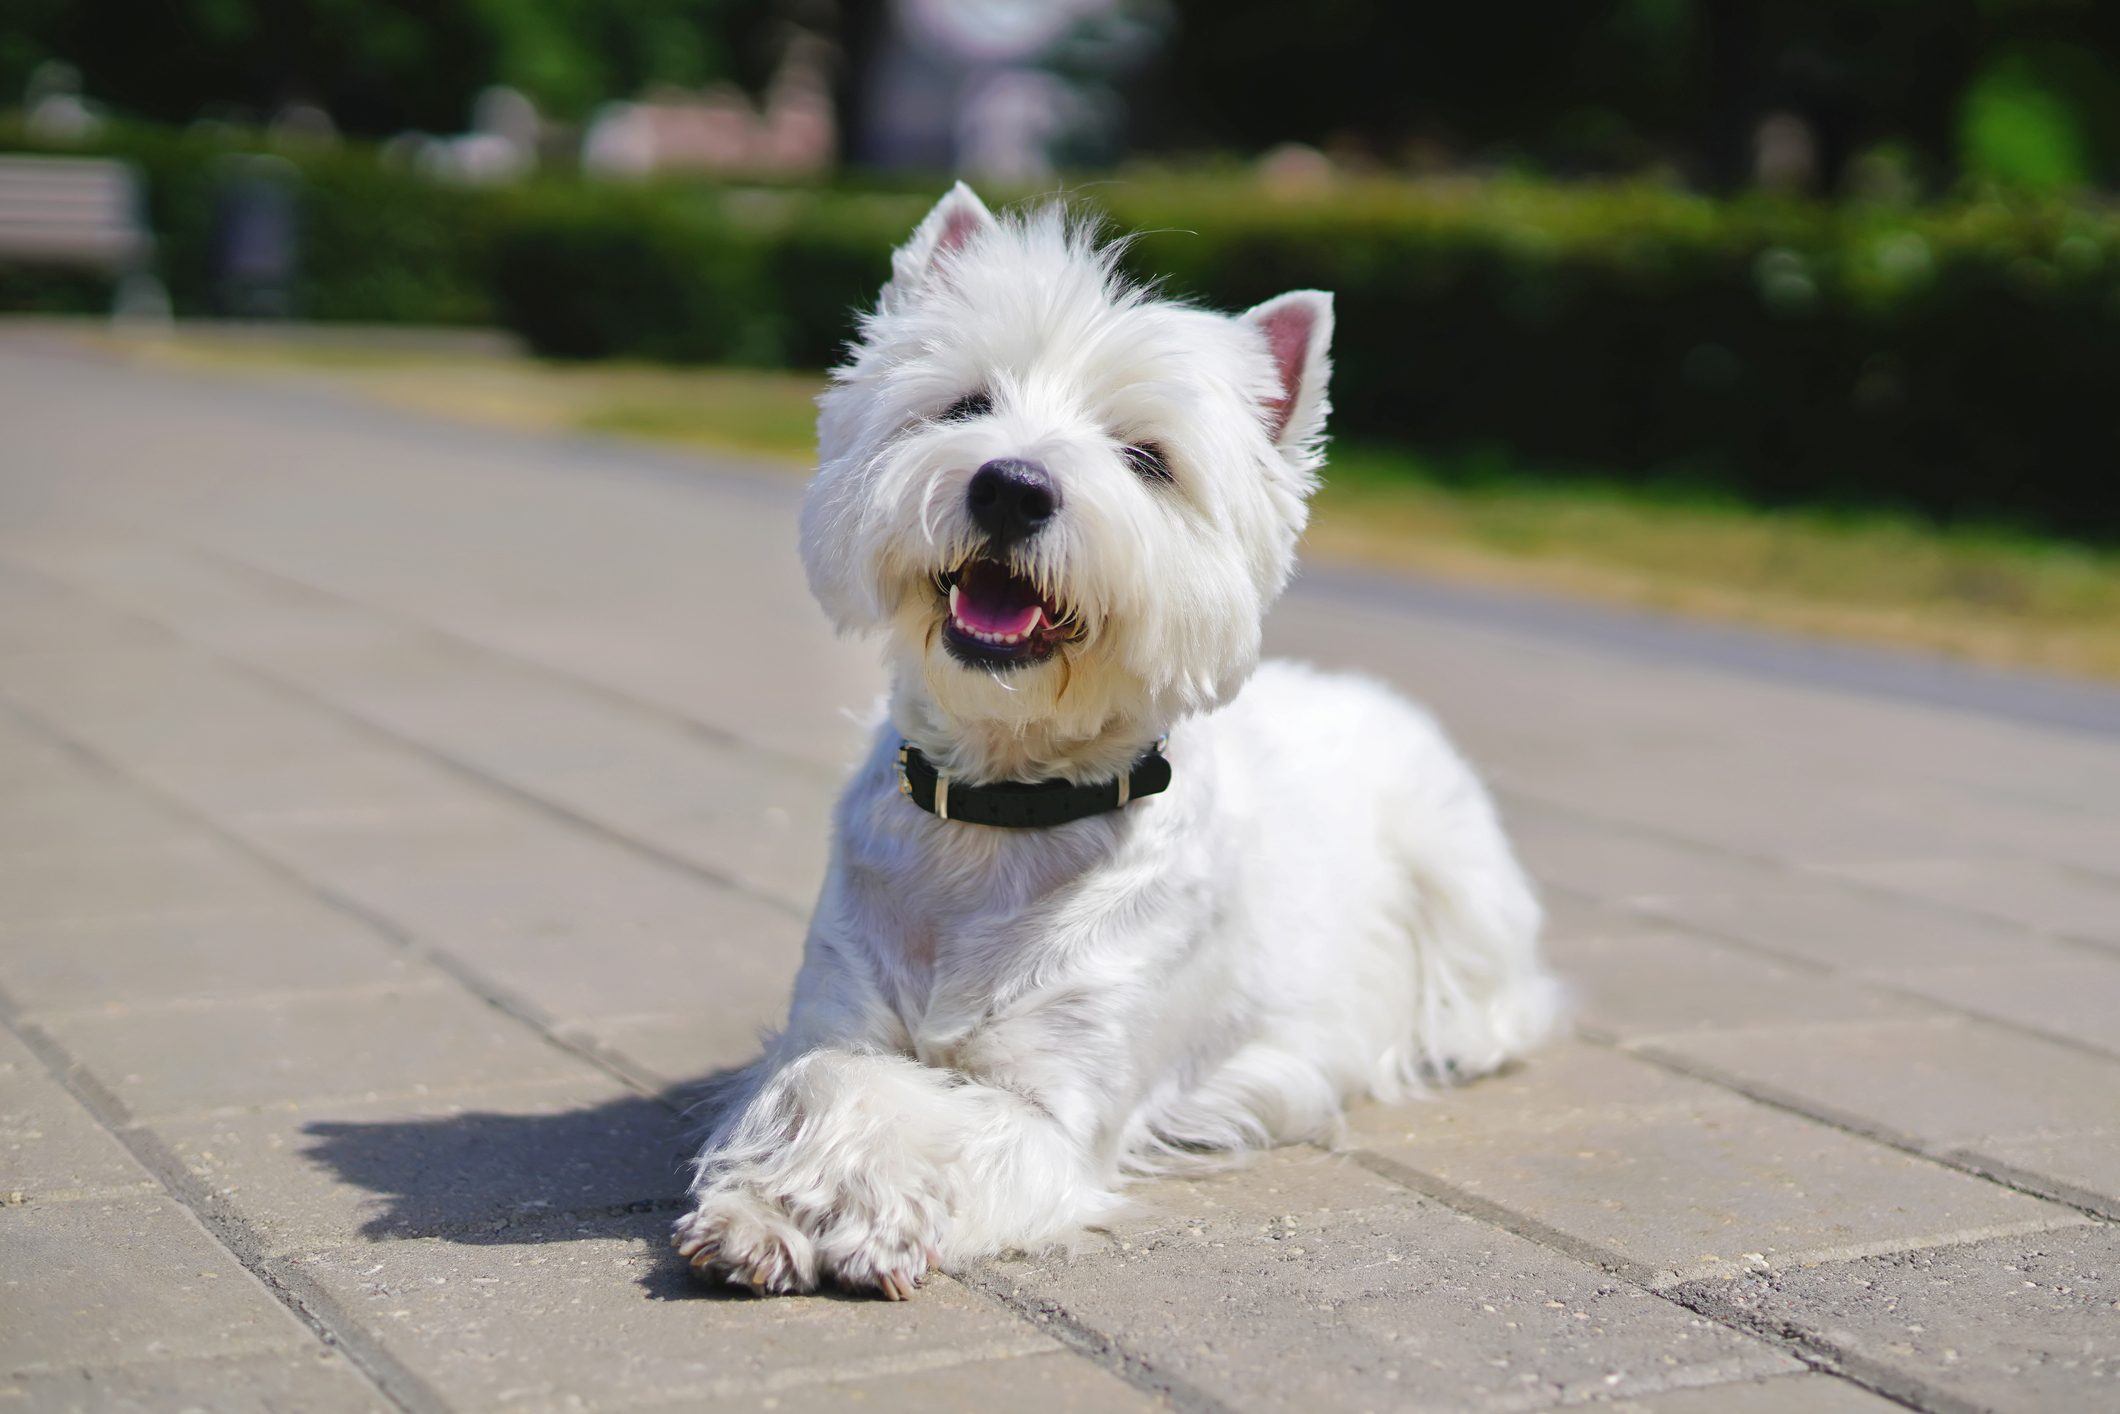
[
  {"left": 940, "top": 392, "right": 992, "bottom": 422},
  {"left": 1124, "top": 443, "right": 1173, "bottom": 484}
]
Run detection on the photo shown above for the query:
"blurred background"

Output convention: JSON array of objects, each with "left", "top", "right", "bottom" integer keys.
[{"left": 5, "top": 0, "right": 2120, "bottom": 679}]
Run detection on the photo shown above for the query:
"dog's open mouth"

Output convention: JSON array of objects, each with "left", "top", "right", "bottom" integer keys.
[{"left": 938, "top": 557, "right": 1073, "bottom": 669}]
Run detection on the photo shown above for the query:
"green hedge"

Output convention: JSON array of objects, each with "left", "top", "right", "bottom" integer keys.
[{"left": 7, "top": 127, "right": 2120, "bottom": 539}]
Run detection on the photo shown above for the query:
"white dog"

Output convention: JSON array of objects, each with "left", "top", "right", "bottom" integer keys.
[{"left": 673, "top": 185, "right": 1560, "bottom": 1298}]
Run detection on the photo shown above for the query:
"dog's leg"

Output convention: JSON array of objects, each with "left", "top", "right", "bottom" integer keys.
[{"left": 674, "top": 1045, "right": 1113, "bottom": 1298}]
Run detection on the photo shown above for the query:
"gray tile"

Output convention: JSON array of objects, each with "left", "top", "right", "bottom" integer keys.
[
  {"left": 285, "top": 1212, "right": 1056, "bottom": 1410},
  {"left": 0, "top": 1028, "right": 154, "bottom": 1202},
  {"left": 1818, "top": 857, "right": 2120, "bottom": 949},
  {"left": 1348, "top": 1042, "right": 1743, "bottom": 1143},
  {"left": 0, "top": 1193, "right": 315, "bottom": 1372},
  {"left": 1674, "top": 1226, "right": 2120, "bottom": 1413},
  {"left": 3, "top": 1349, "right": 383, "bottom": 1413},
  {"left": 0, "top": 907, "right": 420, "bottom": 1013},
  {"left": 625, "top": 1350, "right": 1166, "bottom": 1414},
  {"left": 0, "top": 777, "right": 195, "bottom": 857},
  {"left": 427, "top": 900, "right": 802, "bottom": 1027},
  {"left": 1, "top": 646, "right": 371, "bottom": 771},
  {"left": 1508, "top": 817, "right": 1785, "bottom": 904},
  {"left": 39, "top": 984, "right": 595, "bottom": 1119},
  {"left": 1650, "top": 1018, "right": 2120, "bottom": 1148},
  {"left": 1596, "top": 1372, "right": 1915, "bottom": 1412},
  {"left": 522, "top": 754, "right": 837, "bottom": 912},
  {"left": 156, "top": 1079, "right": 692, "bottom": 1254},
  {"left": 992, "top": 1149, "right": 1796, "bottom": 1412},
  {"left": 1351, "top": 1055, "right": 2085, "bottom": 1286},
  {"left": 1635, "top": 887, "right": 2078, "bottom": 974},
  {"left": 0, "top": 841, "right": 294, "bottom": 928},
  {"left": 565, "top": 1011, "right": 779, "bottom": 1090},
  {"left": 1559, "top": 934, "right": 1935, "bottom": 1041},
  {"left": 1965, "top": 1130, "right": 2120, "bottom": 1211},
  {"left": 243, "top": 807, "right": 762, "bottom": 944},
  {"left": 1864, "top": 956, "right": 2120, "bottom": 1056}
]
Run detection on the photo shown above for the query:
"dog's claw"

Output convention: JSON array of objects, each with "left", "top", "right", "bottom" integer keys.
[
  {"left": 877, "top": 1272, "right": 910, "bottom": 1301},
  {"left": 676, "top": 1233, "right": 717, "bottom": 1261}
]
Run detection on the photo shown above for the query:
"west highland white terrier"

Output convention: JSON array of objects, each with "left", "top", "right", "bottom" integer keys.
[{"left": 673, "top": 184, "right": 1561, "bottom": 1298}]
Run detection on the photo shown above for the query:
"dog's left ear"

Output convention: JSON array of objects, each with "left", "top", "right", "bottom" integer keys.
[
  {"left": 884, "top": 182, "right": 997, "bottom": 306},
  {"left": 1242, "top": 291, "right": 1334, "bottom": 458}
]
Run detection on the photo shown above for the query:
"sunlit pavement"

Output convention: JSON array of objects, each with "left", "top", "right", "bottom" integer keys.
[{"left": 5, "top": 326, "right": 2118, "bottom": 1413}]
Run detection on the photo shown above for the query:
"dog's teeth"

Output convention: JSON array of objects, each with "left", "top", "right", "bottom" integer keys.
[{"left": 948, "top": 584, "right": 961, "bottom": 620}]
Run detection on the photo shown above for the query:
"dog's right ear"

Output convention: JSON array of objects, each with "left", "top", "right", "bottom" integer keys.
[
  {"left": 1241, "top": 290, "right": 1334, "bottom": 461},
  {"left": 883, "top": 183, "right": 996, "bottom": 306}
]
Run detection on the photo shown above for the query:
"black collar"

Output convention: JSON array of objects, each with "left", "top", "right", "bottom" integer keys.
[{"left": 896, "top": 740, "right": 1171, "bottom": 828}]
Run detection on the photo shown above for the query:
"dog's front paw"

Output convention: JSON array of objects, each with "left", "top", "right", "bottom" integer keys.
[
  {"left": 671, "top": 1182, "right": 940, "bottom": 1301},
  {"left": 671, "top": 1189, "right": 816, "bottom": 1295}
]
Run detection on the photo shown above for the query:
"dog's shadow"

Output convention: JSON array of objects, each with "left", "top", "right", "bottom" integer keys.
[{"left": 298, "top": 1065, "right": 764, "bottom": 1300}]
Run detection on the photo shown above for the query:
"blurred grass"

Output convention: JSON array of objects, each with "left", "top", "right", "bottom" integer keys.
[{"left": 110, "top": 329, "right": 2120, "bottom": 683}]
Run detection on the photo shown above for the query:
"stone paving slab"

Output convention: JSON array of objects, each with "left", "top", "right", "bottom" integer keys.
[
  {"left": 1864, "top": 956, "right": 2120, "bottom": 1056},
  {"left": 157, "top": 1077, "right": 689, "bottom": 1255},
  {"left": 1551, "top": 928, "right": 1938, "bottom": 1040},
  {"left": 286, "top": 1211, "right": 1059, "bottom": 1412},
  {"left": 1816, "top": 858, "right": 2120, "bottom": 951},
  {"left": 3, "top": 1349, "right": 386, "bottom": 1414},
  {"left": 1, "top": 1193, "right": 323, "bottom": 1373},
  {"left": 15, "top": 541, "right": 842, "bottom": 912},
  {"left": 994, "top": 1149, "right": 1799, "bottom": 1412},
  {"left": 1971, "top": 1132, "right": 2120, "bottom": 1218},
  {"left": 688, "top": 1348, "right": 1169, "bottom": 1414},
  {"left": 0, "top": 906, "right": 422, "bottom": 1014},
  {"left": 1626, "top": 883, "right": 2087, "bottom": 976},
  {"left": 0, "top": 838, "right": 297, "bottom": 930},
  {"left": 1597, "top": 1374, "right": 1908, "bottom": 1412},
  {"left": 0, "top": 773, "right": 199, "bottom": 856},
  {"left": 33, "top": 983, "right": 597, "bottom": 1121},
  {"left": 1672, "top": 1225, "right": 2120, "bottom": 1413},
  {"left": 1345, "top": 1047, "right": 2087, "bottom": 1287},
  {"left": 0, "top": 1027, "right": 156, "bottom": 1203},
  {"left": 1648, "top": 1018, "right": 2120, "bottom": 1152}
]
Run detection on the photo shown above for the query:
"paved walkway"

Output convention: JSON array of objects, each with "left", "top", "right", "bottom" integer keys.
[{"left": 4, "top": 328, "right": 2118, "bottom": 1414}]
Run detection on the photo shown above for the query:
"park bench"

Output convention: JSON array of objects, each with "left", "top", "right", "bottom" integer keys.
[{"left": 0, "top": 152, "right": 164, "bottom": 314}]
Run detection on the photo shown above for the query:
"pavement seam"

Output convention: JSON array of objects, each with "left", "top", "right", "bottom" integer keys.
[
  {"left": 953, "top": 1262, "right": 1236, "bottom": 1414},
  {"left": 0, "top": 995, "right": 440, "bottom": 1414},
  {"left": 1658, "top": 1280, "right": 1989, "bottom": 1414}
]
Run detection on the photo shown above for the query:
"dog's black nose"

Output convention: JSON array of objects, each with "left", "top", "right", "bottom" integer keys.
[{"left": 965, "top": 459, "right": 1058, "bottom": 547}]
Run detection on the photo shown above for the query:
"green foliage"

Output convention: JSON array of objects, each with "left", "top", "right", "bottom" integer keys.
[
  {"left": 8, "top": 126, "right": 2120, "bottom": 539},
  {"left": 488, "top": 185, "right": 768, "bottom": 361},
  {"left": 4, "top": 0, "right": 774, "bottom": 134},
  {"left": 477, "top": 173, "right": 2120, "bottom": 541}
]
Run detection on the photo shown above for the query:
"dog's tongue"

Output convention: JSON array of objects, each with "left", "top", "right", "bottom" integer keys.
[{"left": 952, "top": 559, "right": 1044, "bottom": 636}]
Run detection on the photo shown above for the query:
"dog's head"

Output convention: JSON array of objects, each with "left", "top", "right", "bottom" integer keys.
[{"left": 801, "top": 184, "right": 1332, "bottom": 776}]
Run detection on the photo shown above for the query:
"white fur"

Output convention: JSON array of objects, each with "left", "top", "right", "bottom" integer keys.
[{"left": 675, "top": 185, "right": 1562, "bottom": 1297}]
